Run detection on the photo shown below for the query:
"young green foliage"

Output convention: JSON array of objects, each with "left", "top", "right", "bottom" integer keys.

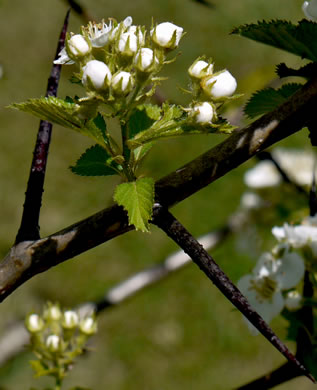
[{"left": 114, "top": 177, "right": 155, "bottom": 232}]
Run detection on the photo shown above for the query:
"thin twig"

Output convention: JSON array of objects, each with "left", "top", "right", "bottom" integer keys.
[
  {"left": 15, "top": 10, "right": 70, "bottom": 244},
  {"left": 151, "top": 203, "right": 315, "bottom": 383}
]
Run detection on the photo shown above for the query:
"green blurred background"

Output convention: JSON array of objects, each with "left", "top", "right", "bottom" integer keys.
[{"left": 0, "top": 0, "right": 315, "bottom": 388}]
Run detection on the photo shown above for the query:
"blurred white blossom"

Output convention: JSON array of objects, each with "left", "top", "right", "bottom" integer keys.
[
  {"left": 244, "top": 148, "right": 317, "bottom": 189},
  {"left": 285, "top": 291, "right": 302, "bottom": 311},
  {"left": 303, "top": 0, "right": 317, "bottom": 20},
  {"left": 238, "top": 250, "right": 305, "bottom": 332}
]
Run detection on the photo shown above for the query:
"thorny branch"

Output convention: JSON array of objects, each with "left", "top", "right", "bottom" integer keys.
[{"left": 15, "top": 10, "right": 70, "bottom": 244}]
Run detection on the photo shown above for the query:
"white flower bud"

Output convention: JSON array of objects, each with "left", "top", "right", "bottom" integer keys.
[
  {"left": 192, "top": 102, "right": 214, "bottom": 124},
  {"left": 62, "top": 310, "right": 79, "bottom": 329},
  {"left": 134, "top": 48, "right": 158, "bottom": 72},
  {"left": 111, "top": 71, "right": 134, "bottom": 95},
  {"left": 79, "top": 317, "right": 97, "bottom": 335},
  {"left": 285, "top": 291, "right": 302, "bottom": 311},
  {"left": 82, "top": 60, "right": 112, "bottom": 90},
  {"left": 26, "top": 314, "right": 44, "bottom": 333},
  {"left": 46, "top": 334, "right": 60, "bottom": 352},
  {"left": 44, "top": 304, "right": 62, "bottom": 321},
  {"left": 188, "top": 60, "right": 213, "bottom": 79},
  {"left": 118, "top": 29, "right": 144, "bottom": 55},
  {"left": 201, "top": 70, "right": 237, "bottom": 98},
  {"left": 302, "top": 0, "right": 317, "bottom": 20},
  {"left": 151, "top": 22, "right": 183, "bottom": 49},
  {"left": 68, "top": 34, "right": 91, "bottom": 57}
]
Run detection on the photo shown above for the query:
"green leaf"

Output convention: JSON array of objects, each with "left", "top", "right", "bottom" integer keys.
[
  {"left": 127, "top": 103, "right": 184, "bottom": 148},
  {"left": 232, "top": 19, "right": 317, "bottom": 61},
  {"left": 70, "top": 145, "right": 121, "bottom": 176},
  {"left": 133, "top": 143, "right": 154, "bottom": 168},
  {"left": 10, "top": 97, "right": 106, "bottom": 146},
  {"left": 276, "top": 62, "right": 317, "bottom": 79},
  {"left": 244, "top": 83, "right": 302, "bottom": 118},
  {"left": 128, "top": 105, "right": 160, "bottom": 139},
  {"left": 114, "top": 177, "right": 155, "bottom": 232}
]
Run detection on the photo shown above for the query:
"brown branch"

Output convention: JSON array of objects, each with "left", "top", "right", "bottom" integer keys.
[
  {"left": 1, "top": 76, "right": 317, "bottom": 302},
  {"left": 151, "top": 204, "right": 314, "bottom": 382},
  {"left": 15, "top": 10, "right": 70, "bottom": 243}
]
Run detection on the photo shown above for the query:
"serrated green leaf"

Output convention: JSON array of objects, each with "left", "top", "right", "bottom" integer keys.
[
  {"left": 244, "top": 83, "right": 302, "bottom": 118},
  {"left": 276, "top": 62, "right": 317, "bottom": 79},
  {"left": 114, "top": 177, "right": 155, "bottom": 232},
  {"left": 70, "top": 145, "right": 121, "bottom": 176},
  {"left": 127, "top": 103, "right": 185, "bottom": 148},
  {"left": 232, "top": 19, "right": 317, "bottom": 61},
  {"left": 128, "top": 105, "right": 158, "bottom": 139},
  {"left": 10, "top": 97, "right": 106, "bottom": 146}
]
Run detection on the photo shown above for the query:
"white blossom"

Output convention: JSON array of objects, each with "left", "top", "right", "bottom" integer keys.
[
  {"left": 151, "top": 22, "right": 183, "bottom": 49},
  {"left": 68, "top": 34, "right": 91, "bottom": 57},
  {"left": 240, "top": 191, "right": 264, "bottom": 210},
  {"left": 79, "top": 316, "right": 97, "bottom": 335},
  {"left": 237, "top": 251, "right": 305, "bottom": 332},
  {"left": 44, "top": 304, "right": 62, "bottom": 321},
  {"left": 87, "top": 20, "right": 113, "bottom": 48},
  {"left": 188, "top": 59, "right": 213, "bottom": 79},
  {"left": 111, "top": 71, "right": 134, "bottom": 94},
  {"left": 46, "top": 334, "right": 60, "bottom": 352},
  {"left": 53, "top": 47, "right": 75, "bottom": 65},
  {"left": 285, "top": 291, "right": 302, "bottom": 311},
  {"left": 192, "top": 102, "right": 214, "bottom": 124},
  {"left": 202, "top": 70, "right": 237, "bottom": 98},
  {"left": 134, "top": 48, "right": 158, "bottom": 72},
  {"left": 272, "top": 148, "right": 317, "bottom": 186},
  {"left": 272, "top": 217, "right": 317, "bottom": 256},
  {"left": 25, "top": 314, "right": 44, "bottom": 333},
  {"left": 82, "top": 60, "right": 112, "bottom": 90},
  {"left": 244, "top": 160, "right": 281, "bottom": 188},
  {"left": 62, "top": 310, "right": 79, "bottom": 329},
  {"left": 303, "top": 0, "right": 317, "bottom": 20}
]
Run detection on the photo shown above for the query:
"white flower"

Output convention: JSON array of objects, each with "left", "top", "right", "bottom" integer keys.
[
  {"left": 237, "top": 251, "right": 305, "bottom": 332},
  {"left": 285, "top": 291, "right": 302, "bottom": 311},
  {"left": 272, "top": 148, "right": 316, "bottom": 186},
  {"left": 240, "top": 191, "right": 264, "bottom": 210},
  {"left": 46, "top": 334, "right": 60, "bottom": 352},
  {"left": 110, "top": 16, "right": 133, "bottom": 40},
  {"left": 192, "top": 102, "right": 214, "bottom": 124},
  {"left": 62, "top": 310, "right": 79, "bottom": 329},
  {"left": 111, "top": 71, "right": 134, "bottom": 95},
  {"left": 53, "top": 47, "right": 75, "bottom": 65},
  {"left": 151, "top": 22, "right": 183, "bottom": 49},
  {"left": 68, "top": 34, "right": 91, "bottom": 57},
  {"left": 44, "top": 304, "right": 62, "bottom": 321},
  {"left": 82, "top": 60, "right": 112, "bottom": 90},
  {"left": 201, "top": 70, "right": 237, "bottom": 98},
  {"left": 87, "top": 20, "right": 113, "bottom": 48},
  {"left": 188, "top": 59, "right": 213, "bottom": 79},
  {"left": 134, "top": 48, "right": 158, "bottom": 72},
  {"left": 244, "top": 160, "right": 282, "bottom": 188},
  {"left": 79, "top": 316, "right": 97, "bottom": 335},
  {"left": 303, "top": 0, "right": 317, "bottom": 20},
  {"left": 272, "top": 218, "right": 317, "bottom": 256},
  {"left": 25, "top": 314, "right": 44, "bottom": 333},
  {"left": 118, "top": 28, "right": 144, "bottom": 55}
]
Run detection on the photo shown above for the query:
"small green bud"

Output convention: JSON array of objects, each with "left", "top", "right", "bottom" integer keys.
[
  {"left": 44, "top": 303, "right": 62, "bottom": 321},
  {"left": 25, "top": 314, "right": 44, "bottom": 333}
]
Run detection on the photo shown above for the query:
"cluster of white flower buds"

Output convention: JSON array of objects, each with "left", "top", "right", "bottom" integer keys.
[
  {"left": 25, "top": 303, "right": 97, "bottom": 370},
  {"left": 54, "top": 16, "right": 184, "bottom": 102},
  {"left": 186, "top": 57, "right": 237, "bottom": 126}
]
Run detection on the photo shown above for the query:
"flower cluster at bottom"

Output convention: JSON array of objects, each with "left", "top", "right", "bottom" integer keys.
[{"left": 25, "top": 302, "right": 97, "bottom": 386}]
